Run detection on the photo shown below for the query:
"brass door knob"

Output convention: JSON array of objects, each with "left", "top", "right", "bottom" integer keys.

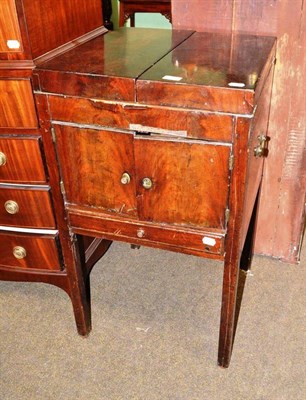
[
  {"left": 4, "top": 200, "right": 19, "bottom": 214},
  {"left": 142, "top": 177, "right": 153, "bottom": 190},
  {"left": 0, "top": 152, "right": 7, "bottom": 166},
  {"left": 13, "top": 246, "right": 27, "bottom": 259},
  {"left": 120, "top": 172, "right": 131, "bottom": 185}
]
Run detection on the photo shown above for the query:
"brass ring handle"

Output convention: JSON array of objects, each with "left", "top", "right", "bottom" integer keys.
[
  {"left": 4, "top": 200, "right": 19, "bottom": 214},
  {"left": 142, "top": 177, "right": 153, "bottom": 190},
  {"left": 0, "top": 152, "right": 7, "bottom": 166},
  {"left": 120, "top": 172, "right": 131, "bottom": 185},
  {"left": 13, "top": 246, "right": 27, "bottom": 259},
  {"left": 254, "top": 134, "right": 267, "bottom": 158}
]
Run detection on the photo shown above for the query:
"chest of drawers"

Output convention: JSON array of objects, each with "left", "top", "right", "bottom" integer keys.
[
  {"left": 0, "top": 0, "right": 107, "bottom": 335},
  {"left": 33, "top": 28, "right": 276, "bottom": 367}
]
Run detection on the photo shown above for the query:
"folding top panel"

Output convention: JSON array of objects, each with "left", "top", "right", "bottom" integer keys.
[
  {"left": 35, "top": 28, "right": 194, "bottom": 101},
  {"left": 137, "top": 32, "right": 276, "bottom": 113}
]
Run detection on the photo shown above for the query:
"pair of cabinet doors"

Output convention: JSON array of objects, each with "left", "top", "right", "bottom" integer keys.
[{"left": 55, "top": 124, "right": 231, "bottom": 231}]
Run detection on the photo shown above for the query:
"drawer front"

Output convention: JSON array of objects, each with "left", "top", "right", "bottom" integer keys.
[
  {"left": 0, "top": 80, "right": 38, "bottom": 128},
  {"left": 0, "top": 0, "right": 23, "bottom": 53},
  {"left": 0, "top": 137, "right": 46, "bottom": 183},
  {"left": 0, "top": 232, "right": 61, "bottom": 271},
  {"left": 0, "top": 186, "right": 56, "bottom": 229},
  {"left": 48, "top": 95, "right": 233, "bottom": 142},
  {"left": 69, "top": 210, "right": 225, "bottom": 257}
]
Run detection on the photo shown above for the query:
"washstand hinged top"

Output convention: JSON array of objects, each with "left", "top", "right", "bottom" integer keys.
[
  {"left": 33, "top": 28, "right": 276, "bottom": 368},
  {"left": 34, "top": 28, "right": 276, "bottom": 112},
  {"left": 137, "top": 31, "right": 276, "bottom": 113}
]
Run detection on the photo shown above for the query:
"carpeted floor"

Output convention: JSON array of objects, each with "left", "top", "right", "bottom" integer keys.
[{"left": 1, "top": 240, "right": 305, "bottom": 400}]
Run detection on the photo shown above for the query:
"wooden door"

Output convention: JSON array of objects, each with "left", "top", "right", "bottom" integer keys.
[
  {"left": 134, "top": 136, "right": 231, "bottom": 229},
  {"left": 54, "top": 125, "right": 138, "bottom": 217}
]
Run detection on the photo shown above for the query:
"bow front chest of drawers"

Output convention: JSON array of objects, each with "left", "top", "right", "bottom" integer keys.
[
  {"left": 1, "top": 16, "right": 276, "bottom": 367},
  {"left": 0, "top": 0, "right": 107, "bottom": 335}
]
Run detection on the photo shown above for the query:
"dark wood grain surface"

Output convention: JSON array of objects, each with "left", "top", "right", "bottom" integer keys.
[
  {"left": 37, "top": 28, "right": 192, "bottom": 77},
  {"left": 139, "top": 32, "right": 276, "bottom": 89},
  {"left": 35, "top": 29, "right": 193, "bottom": 101},
  {"left": 68, "top": 206, "right": 225, "bottom": 259},
  {"left": 0, "top": 232, "right": 61, "bottom": 271},
  {"left": 134, "top": 137, "right": 230, "bottom": 229},
  {"left": 22, "top": 0, "right": 103, "bottom": 59},
  {"left": 137, "top": 31, "right": 276, "bottom": 113},
  {"left": 48, "top": 94, "right": 234, "bottom": 142},
  {"left": 35, "top": 93, "right": 93, "bottom": 335},
  {"left": 0, "top": 0, "right": 23, "bottom": 53},
  {"left": 54, "top": 123, "right": 231, "bottom": 230},
  {"left": 0, "top": 186, "right": 56, "bottom": 228},
  {"left": 0, "top": 137, "right": 46, "bottom": 183},
  {"left": 54, "top": 125, "right": 138, "bottom": 217},
  {"left": 0, "top": 80, "right": 38, "bottom": 128}
]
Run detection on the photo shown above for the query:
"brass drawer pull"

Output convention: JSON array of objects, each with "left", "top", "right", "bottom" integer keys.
[
  {"left": 0, "top": 152, "right": 7, "bottom": 166},
  {"left": 4, "top": 200, "right": 19, "bottom": 214},
  {"left": 136, "top": 228, "right": 145, "bottom": 238},
  {"left": 120, "top": 172, "right": 131, "bottom": 185},
  {"left": 13, "top": 246, "right": 27, "bottom": 259},
  {"left": 254, "top": 135, "right": 268, "bottom": 158},
  {"left": 142, "top": 177, "right": 153, "bottom": 190}
]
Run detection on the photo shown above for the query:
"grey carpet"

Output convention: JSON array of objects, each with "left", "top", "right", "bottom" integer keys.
[{"left": 1, "top": 240, "right": 305, "bottom": 400}]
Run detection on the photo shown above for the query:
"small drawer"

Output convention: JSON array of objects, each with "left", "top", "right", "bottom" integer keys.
[
  {"left": 0, "top": 185, "right": 56, "bottom": 229},
  {"left": 0, "top": 79, "right": 38, "bottom": 128},
  {"left": 0, "top": 231, "right": 61, "bottom": 271},
  {"left": 0, "top": 137, "right": 46, "bottom": 183},
  {"left": 48, "top": 95, "right": 233, "bottom": 142},
  {"left": 69, "top": 209, "right": 225, "bottom": 257}
]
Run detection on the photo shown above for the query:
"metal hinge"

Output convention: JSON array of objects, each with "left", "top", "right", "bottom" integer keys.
[
  {"left": 60, "top": 181, "right": 65, "bottom": 196},
  {"left": 51, "top": 126, "right": 56, "bottom": 143},
  {"left": 229, "top": 154, "right": 234, "bottom": 171},
  {"left": 225, "top": 208, "right": 230, "bottom": 226}
]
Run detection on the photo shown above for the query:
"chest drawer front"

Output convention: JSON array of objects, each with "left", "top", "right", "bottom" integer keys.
[
  {"left": 135, "top": 137, "right": 231, "bottom": 229},
  {"left": 0, "top": 0, "right": 23, "bottom": 53},
  {"left": 0, "top": 137, "right": 46, "bottom": 183},
  {"left": 0, "top": 80, "right": 38, "bottom": 128},
  {"left": 48, "top": 95, "right": 233, "bottom": 142},
  {"left": 0, "top": 232, "right": 61, "bottom": 271},
  {"left": 55, "top": 125, "right": 138, "bottom": 217},
  {"left": 0, "top": 186, "right": 56, "bottom": 229}
]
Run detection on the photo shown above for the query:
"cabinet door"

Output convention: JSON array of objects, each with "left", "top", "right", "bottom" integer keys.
[
  {"left": 55, "top": 125, "right": 138, "bottom": 217},
  {"left": 134, "top": 137, "right": 231, "bottom": 229},
  {"left": 0, "top": 0, "right": 22, "bottom": 53}
]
